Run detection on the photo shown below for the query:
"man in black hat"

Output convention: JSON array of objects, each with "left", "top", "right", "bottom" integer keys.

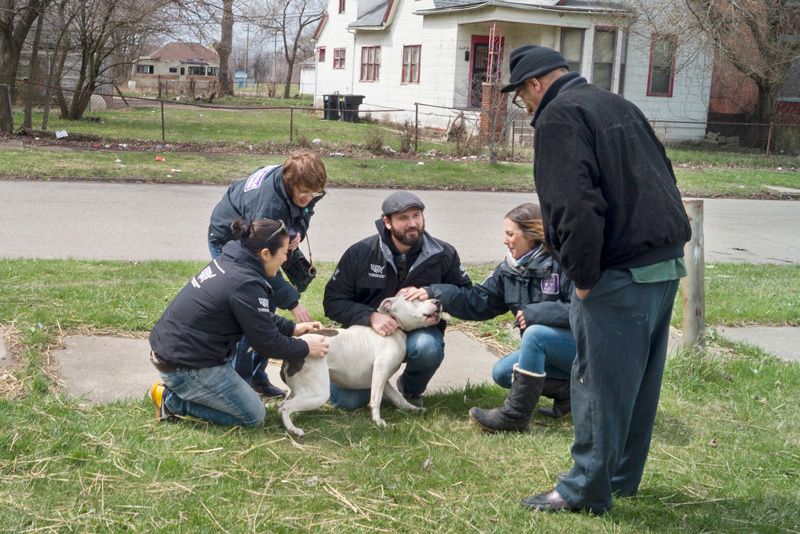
[
  {"left": 323, "top": 191, "right": 471, "bottom": 409},
  {"left": 503, "top": 45, "right": 691, "bottom": 514}
]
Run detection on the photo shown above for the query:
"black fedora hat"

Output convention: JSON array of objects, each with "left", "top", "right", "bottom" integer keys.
[{"left": 501, "top": 45, "right": 569, "bottom": 93}]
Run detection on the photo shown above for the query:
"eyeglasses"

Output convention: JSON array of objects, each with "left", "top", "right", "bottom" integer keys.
[
  {"left": 297, "top": 188, "right": 326, "bottom": 200},
  {"left": 511, "top": 88, "right": 526, "bottom": 110}
]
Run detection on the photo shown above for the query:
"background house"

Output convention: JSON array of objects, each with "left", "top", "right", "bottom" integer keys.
[
  {"left": 129, "top": 42, "right": 219, "bottom": 97},
  {"left": 313, "top": 0, "right": 714, "bottom": 141}
]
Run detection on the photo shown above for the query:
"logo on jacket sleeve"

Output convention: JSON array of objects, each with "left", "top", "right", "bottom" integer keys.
[
  {"left": 191, "top": 266, "right": 217, "bottom": 287},
  {"left": 368, "top": 263, "right": 386, "bottom": 279},
  {"left": 257, "top": 297, "right": 270, "bottom": 312},
  {"left": 540, "top": 273, "right": 560, "bottom": 295}
]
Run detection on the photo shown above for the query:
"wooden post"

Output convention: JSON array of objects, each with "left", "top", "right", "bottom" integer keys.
[
  {"left": 289, "top": 107, "right": 294, "bottom": 143},
  {"left": 160, "top": 101, "right": 165, "bottom": 143},
  {"left": 766, "top": 122, "right": 774, "bottom": 157},
  {"left": 414, "top": 103, "right": 419, "bottom": 153},
  {"left": 681, "top": 199, "right": 705, "bottom": 349}
]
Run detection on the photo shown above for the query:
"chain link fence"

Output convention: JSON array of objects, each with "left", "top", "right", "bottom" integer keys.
[{"left": 8, "top": 79, "right": 800, "bottom": 157}]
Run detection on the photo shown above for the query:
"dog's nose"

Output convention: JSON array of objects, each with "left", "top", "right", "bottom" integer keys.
[{"left": 430, "top": 299, "right": 441, "bottom": 310}]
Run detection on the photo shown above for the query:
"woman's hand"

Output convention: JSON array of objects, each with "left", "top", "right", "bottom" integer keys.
[
  {"left": 294, "top": 321, "right": 322, "bottom": 336},
  {"left": 291, "top": 303, "right": 312, "bottom": 323},
  {"left": 288, "top": 233, "right": 301, "bottom": 251},
  {"left": 304, "top": 334, "right": 329, "bottom": 358},
  {"left": 515, "top": 310, "right": 527, "bottom": 331},
  {"left": 398, "top": 286, "right": 429, "bottom": 301},
  {"left": 370, "top": 312, "right": 398, "bottom": 336}
]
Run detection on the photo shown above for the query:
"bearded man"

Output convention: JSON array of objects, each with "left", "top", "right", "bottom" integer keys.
[{"left": 323, "top": 191, "right": 472, "bottom": 409}]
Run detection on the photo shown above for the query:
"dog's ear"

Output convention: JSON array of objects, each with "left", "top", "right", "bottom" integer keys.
[{"left": 378, "top": 297, "right": 395, "bottom": 314}]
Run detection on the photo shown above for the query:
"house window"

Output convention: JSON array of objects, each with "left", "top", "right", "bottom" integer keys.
[
  {"left": 207, "top": 67, "right": 218, "bottom": 76},
  {"left": 402, "top": 45, "right": 421, "bottom": 83},
  {"left": 180, "top": 67, "right": 185, "bottom": 75},
  {"left": 333, "top": 48, "right": 346, "bottom": 69},
  {"left": 188, "top": 66, "right": 206, "bottom": 75},
  {"left": 647, "top": 35, "right": 677, "bottom": 97},
  {"left": 136, "top": 64, "right": 154, "bottom": 74},
  {"left": 168, "top": 67, "right": 178, "bottom": 73},
  {"left": 338, "top": 0, "right": 345, "bottom": 13},
  {"left": 360, "top": 46, "right": 380, "bottom": 82},
  {"left": 318, "top": 47, "right": 326, "bottom": 62},
  {"left": 592, "top": 28, "right": 617, "bottom": 91},
  {"left": 618, "top": 31, "right": 628, "bottom": 95},
  {"left": 560, "top": 29, "right": 584, "bottom": 74}
]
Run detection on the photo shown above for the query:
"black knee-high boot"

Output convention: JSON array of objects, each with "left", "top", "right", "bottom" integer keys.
[
  {"left": 469, "top": 364, "right": 545, "bottom": 432},
  {"left": 538, "top": 377, "right": 571, "bottom": 418}
]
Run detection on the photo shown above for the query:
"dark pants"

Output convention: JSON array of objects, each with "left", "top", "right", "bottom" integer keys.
[{"left": 556, "top": 269, "right": 679, "bottom": 514}]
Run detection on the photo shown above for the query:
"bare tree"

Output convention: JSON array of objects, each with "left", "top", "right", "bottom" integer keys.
[
  {"left": 212, "top": 0, "right": 234, "bottom": 95},
  {"left": 260, "top": 0, "right": 323, "bottom": 98},
  {"left": 685, "top": 0, "right": 800, "bottom": 125},
  {"left": 0, "top": 0, "right": 51, "bottom": 133}
]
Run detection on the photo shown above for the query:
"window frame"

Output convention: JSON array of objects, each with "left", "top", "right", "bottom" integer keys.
[
  {"left": 136, "top": 64, "right": 154, "bottom": 75},
  {"left": 560, "top": 28, "right": 584, "bottom": 75},
  {"left": 338, "top": 0, "right": 345, "bottom": 14},
  {"left": 592, "top": 26, "right": 617, "bottom": 92},
  {"left": 318, "top": 47, "right": 326, "bottom": 63},
  {"left": 333, "top": 48, "right": 346, "bottom": 69},
  {"left": 188, "top": 65, "right": 206, "bottom": 76},
  {"left": 646, "top": 34, "right": 678, "bottom": 97},
  {"left": 360, "top": 45, "right": 381, "bottom": 82},
  {"left": 401, "top": 45, "right": 421, "bottom": 84}
]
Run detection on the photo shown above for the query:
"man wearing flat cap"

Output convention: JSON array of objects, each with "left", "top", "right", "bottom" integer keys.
[
  {"left": 323, "top": 191, "right": 471, "bottom": 408},
  {"left": 504, "top": 45, "right": 691, "bottom": 514}
]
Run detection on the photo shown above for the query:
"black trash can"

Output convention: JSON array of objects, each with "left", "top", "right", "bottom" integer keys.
[
  {"left": 340, "top": 94, "right": 365, "bottom": 123},
  {"left": 323, "top": 94, "right": 340, "bottom": 120}
]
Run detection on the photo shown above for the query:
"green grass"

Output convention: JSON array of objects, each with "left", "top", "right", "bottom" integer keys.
[
  {"left": 2, "top": 147, "right": 799, "bottom": 198},
  {"left": 0, "top": 259, "right": 798, "bottom": 531}
]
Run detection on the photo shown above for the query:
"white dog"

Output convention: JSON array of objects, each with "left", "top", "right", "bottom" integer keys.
[{"left": 278, "top": 296, "right": 448, "bottom": 437}]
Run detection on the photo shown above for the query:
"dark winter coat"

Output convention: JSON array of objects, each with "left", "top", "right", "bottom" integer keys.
[
  {"left": 323, "top": 221, "right": 472, "bottom": 328},
  {"left": 427, "top": 251, "right": 572, "bottom": 328},
  {"left": 531, "top": 72, "right": 691, "bottom": 289},
  {"left": 207, "top": 164, "right": 323, "bottom": 309},
  {"left": 149, "top": 240, "right": 308, "bottom": 369}
]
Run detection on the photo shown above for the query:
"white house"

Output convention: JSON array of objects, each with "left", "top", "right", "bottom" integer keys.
[
  {"left": 313, "top": 0, "right": 713, "bottom": 140},
  {"left": 299, "top": 57, "right": 317, "bottom": 95}
]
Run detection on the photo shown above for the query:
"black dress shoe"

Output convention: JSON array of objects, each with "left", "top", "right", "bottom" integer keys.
[
  {"left": 251, "top": 381, "right": 287, "bottom": 398},
  {"left": 520, "top": 489, "right": 579, "bottom": 512}
]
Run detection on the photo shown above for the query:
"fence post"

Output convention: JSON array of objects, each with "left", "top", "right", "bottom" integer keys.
[
  {"left": 160, "top": 101, "right": 165, "bottom": 143},
  {"left": 414, "top": 103, "right": 419, "bottom": 153},
  {"left": 766, "top": 122, "right": 774, "bottom": 157},
  {"left": 681, "top": 199, "right": 705, "bottom": 349},
  {"left": 290, "top": 108, "right": 294, "bottom": 144}
]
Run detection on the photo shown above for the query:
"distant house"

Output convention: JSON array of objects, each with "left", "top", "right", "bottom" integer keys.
[
  {"left": 313, "top": 0, "right": 714, "bottom": 141},
  {"left": 130, "top": 42, "right": 219, "bottom": 97},
  {"left": 298, "top": 57, "right": 316, "bottom": 95}
]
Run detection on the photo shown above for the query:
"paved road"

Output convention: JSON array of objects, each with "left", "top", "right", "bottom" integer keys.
[{"left": 2, "top": 180, "right": 799, "bottom": 264}]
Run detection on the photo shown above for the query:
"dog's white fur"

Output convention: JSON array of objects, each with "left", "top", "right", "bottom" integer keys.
[{"left": 278, "top": 297, "right": 447, "bottom": 437}]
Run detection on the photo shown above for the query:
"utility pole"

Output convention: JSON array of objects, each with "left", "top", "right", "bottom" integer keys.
[{"left": 245, "top": 23, "right": 250, "bottom": 78}]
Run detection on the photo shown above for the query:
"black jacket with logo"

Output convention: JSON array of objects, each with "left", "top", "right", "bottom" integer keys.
[
  {"left": 207, "top": 164, "right": 323, "bottom": 310},
  {"left": 427, "top": 251, "right": 572, "bottom": 329},
  {"left": 149, "top": 240, "right": 308, "bottom": 369},
  {"left": 532, "top": 73, "right": 691, "bottom": 289},
  {"left": 323, "top": 220, "right": 472, "bottom": 328}
]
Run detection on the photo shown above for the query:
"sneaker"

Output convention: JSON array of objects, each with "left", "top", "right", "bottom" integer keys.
[
  {"left": 148, "top": 381, "right": 172, "bottom": 421},
  {"left": 251, "top": 381, "right": 287, "bottom": 399},
  {"left": 396, "top": 377, "right": 424, "bottom": 408}
]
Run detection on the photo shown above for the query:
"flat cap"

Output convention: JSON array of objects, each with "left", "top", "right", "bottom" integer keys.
[
  {"left": 381, "top": 191, "right": 425, "bottom": 216},
  {"left": 501, "top": 45, "right": 569, "bottom": 93}
]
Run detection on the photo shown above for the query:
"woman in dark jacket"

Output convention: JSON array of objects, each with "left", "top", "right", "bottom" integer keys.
[
  {"left": 208, "top": 151, "right": 327, "bottom": 398},
  {"left": 408, "top": 203, "right": 575, "bottom": 432},
  {"left": 148, "top": 218, "right": 329, "bottom": 427}
]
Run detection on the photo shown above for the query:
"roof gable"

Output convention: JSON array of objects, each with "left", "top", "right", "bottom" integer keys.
[{"left": 145, "top": 42, "right": 219, "bottom": 65}]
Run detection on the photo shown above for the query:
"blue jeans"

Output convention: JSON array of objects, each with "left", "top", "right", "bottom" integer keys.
[
  {"left": 210, "top": 238, "right": 271, "bottom": 388},
  {"left": 492, "top": 325, "right": 576, "bottom": 387},
  {"left": 330, "top": 326, "right": 445, "bottom": 410},
  {"left": 157, "top": 362, "right": 266, "bottom": 426}
]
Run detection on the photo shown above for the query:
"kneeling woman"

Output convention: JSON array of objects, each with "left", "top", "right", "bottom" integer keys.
[
  {"left": 148, "top": 218, "right": 329, "bottom": 426},
  {"left": 409, "top": 203, "right": 575, "bottom": 432}
]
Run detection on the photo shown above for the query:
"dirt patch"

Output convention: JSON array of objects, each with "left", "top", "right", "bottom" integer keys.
[{"left": 0, "top": 326, "right": 25, "bottom": 399}]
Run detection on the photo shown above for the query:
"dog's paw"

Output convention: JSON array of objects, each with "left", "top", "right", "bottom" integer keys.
[
  {"left": 413, "top": 406, "right": 427, "bottom": 414},
  {"left": 373, "top": 418, "right": 387, "bottom": 429},
  {"left": 288, "top": 427, "right": 305, "bottom": 438}
]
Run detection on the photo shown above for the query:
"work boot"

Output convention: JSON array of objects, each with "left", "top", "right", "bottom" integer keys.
[
  {"left": 538, "top": 377, "right": 571, "bottom": 418},
  {"left": 469, "top": 364, "right": 545, "bottom": 432},
  {"left": 251, "top": 378, "right": 286, "bottom": 399},
  {"left": 396, "top": 376, "right": 424, "bottom": 408},
  {"left": 148, "top": 381, "right": 174, "bottom": 421}
]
